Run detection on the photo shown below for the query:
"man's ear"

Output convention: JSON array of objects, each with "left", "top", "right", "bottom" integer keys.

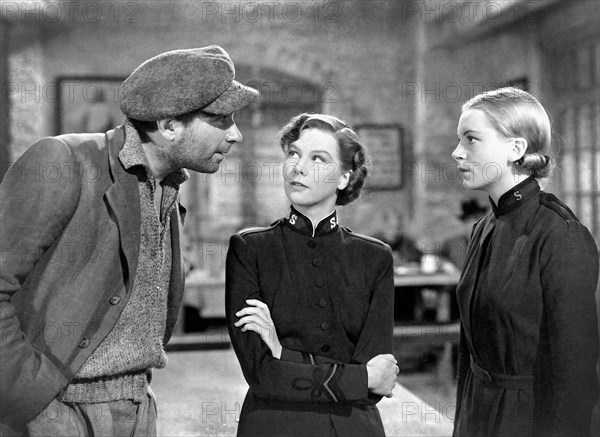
[
  {"left": 156, "top": 118, "right": 178, "bottom": 141},
  {"left": 508, "top": 137, "right": 528, "bottom": 163}
]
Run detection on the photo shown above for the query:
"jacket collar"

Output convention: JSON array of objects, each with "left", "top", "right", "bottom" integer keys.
[
  {"left": 490, "top": 176, "right": 540, "bottom": 218},
  {"left": 119, "top": 122, "right": 189, "bottom": 187},
  {"left": 104, "top": 125, "right": 186, "bottom": 337},
  {"left": 105, "top": 124, "right": 142, "bottom": 295},
  {"left": 284, "top": 206, "right": 339, "bottom": 237}
]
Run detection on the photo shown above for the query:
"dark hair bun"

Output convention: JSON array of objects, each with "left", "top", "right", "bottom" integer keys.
[{"left": 336, "top": 146, "right": 368, "bottom": 206}]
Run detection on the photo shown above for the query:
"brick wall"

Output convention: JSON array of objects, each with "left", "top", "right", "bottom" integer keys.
[{"left": 4, "top": 0, "right": 588, "bottom": 272}]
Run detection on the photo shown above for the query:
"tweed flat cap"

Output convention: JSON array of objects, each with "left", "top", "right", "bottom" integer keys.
[{"left": 120, "top": 45, "right": 259, "bottom": 121}]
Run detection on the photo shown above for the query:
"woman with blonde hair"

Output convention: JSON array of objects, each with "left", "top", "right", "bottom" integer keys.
[{"left": 452, "top": 87, "right": 599, "bottom": 437}]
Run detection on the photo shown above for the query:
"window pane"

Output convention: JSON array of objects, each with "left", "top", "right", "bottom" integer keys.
[
  {"left": 593, "top": 150, "right": 600, "bottom": 192},
  {"left": 594, "top": 103, "right": 600, "bottom": 193},
  {"left": 577, "top": 45, "right": 592, "bottom": 89},
  {"left": 595, "top": 102, "right": 600, "bottom": 149},
  {"left": 564, "top": 193, "right": 576, "bottom": 211},
  {"left": 578, "top": 104, "right": 592, "bottom": 148},
  {"left": 561, "top": 153, "right": 576, "bottom": 194},
  {"left": 560, "top": 108, "right": 577, "bottom": 194},
  {"left": 595, "top": 194, "right": 600, "bottom": 239},
  {"left": 563, "top": 107, "right": 576, "bottom": 145},
  {"left": 577, "top": 105, "right": 591, "bottom": 192},
  {"left": 593, "top": 40, "right": 600, "bottom": 93},
  {"left": 579, "top": 195, "right": 593, "bottom": 229},
  {"left": 580, "top": 150, "right": 593, "bottom": 192}
]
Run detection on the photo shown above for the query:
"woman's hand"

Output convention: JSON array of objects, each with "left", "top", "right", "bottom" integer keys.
[
  {"left": 366, "top": 354, "right": 399, "bottom": 398},
  {"left": 234, "top": 299, "right": 282, "bottom": 359}
]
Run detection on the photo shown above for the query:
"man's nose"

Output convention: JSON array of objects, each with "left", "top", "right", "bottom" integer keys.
[{"left": 225, "top": 123, "right": 243, "bottom": 143}]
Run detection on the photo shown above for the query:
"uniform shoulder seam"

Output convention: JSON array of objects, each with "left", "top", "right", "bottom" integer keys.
[
  {"left": 341, "top": 227, "right": 387, "bottom": 247},
  {"left": 539, "top": 193, "right": 579, "bottom": 223},
  {"left": 238, "top": 219, "right": 281, "bottom": 236}
]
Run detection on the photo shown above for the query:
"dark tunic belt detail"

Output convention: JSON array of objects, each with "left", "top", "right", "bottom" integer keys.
[{"left": 470, "top": 357, "right": 533, "bottom": 390}]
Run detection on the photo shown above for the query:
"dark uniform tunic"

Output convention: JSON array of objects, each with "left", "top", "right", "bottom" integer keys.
[
  {"left": 454, "top": 177, "right": 599, "bottom": 437},
  {"left": 226, "top": 207, "right": 394, "bottom": 437}
]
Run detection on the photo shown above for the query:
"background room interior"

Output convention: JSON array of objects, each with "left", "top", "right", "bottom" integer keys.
[
  {"left": 1, "top": 0, "right": 599, "bottom": 434},
  {"left": 2, "top": 0, "right": 598, "bottom": 329},
  {"left": 2, "top": 0, "right": 597, "bottom": 279}
]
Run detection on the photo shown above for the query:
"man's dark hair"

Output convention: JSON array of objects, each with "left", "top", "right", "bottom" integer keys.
[{"left": 128, "top": 107, "right": 206, "bottom": 142}]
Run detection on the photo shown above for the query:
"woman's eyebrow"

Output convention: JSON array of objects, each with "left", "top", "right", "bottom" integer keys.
[
  {"left": 311, "top": 150, "right": 333, "bottom": 158},
  {"left": 460, "top": 129, "right": 481, "bottom": 136}
]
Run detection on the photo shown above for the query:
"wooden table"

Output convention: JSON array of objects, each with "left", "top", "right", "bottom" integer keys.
[
  {"left": 394, "top": 271, "right": 460, "bottom": 288},
  {"left": 179, "top": 272, "right": 462, "bottom": 333},
  {"left": 394, "top": 271, "right": 460, "bottom": 323},
  {"left": 393, "top": 271, "right": 461, "bottom": 382}
]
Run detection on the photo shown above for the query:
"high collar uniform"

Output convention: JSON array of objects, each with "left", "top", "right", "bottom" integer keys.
[
  {"left": 453, "top": 177, "right": 599, "bottom": 437},
  {"left": 226, "top": 207, "right": 394, "bottom": 437}
]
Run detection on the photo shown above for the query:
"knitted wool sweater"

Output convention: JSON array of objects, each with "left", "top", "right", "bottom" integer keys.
[{"left": 62, "top": 124, "right": 188, "bottom": 403}]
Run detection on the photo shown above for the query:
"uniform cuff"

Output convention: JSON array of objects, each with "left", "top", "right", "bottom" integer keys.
[{"left": 336, "top": 364, "right": 369, "bottom": 401}]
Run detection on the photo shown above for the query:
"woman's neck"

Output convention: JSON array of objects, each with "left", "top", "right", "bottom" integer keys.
[
  {"left": 293, "top": 204, "right": 336, "bottom": 226},
  {"left": 488, "top": 172, "right": 530, "bottom": 205}
]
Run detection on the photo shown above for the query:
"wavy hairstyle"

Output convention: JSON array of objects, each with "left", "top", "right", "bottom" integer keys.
[
  {"left": 462, "top": 87, "right": 553, "bottom": 179},
  {"left": 279, "top": 113, "right": 370, "bottom": 206}
]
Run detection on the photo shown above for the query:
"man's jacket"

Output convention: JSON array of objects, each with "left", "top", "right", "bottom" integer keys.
[{"left": 0, "top": 125, "right": 186, "bottom": 429}]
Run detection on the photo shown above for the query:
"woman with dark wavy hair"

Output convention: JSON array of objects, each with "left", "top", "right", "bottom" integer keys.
[
  {"left": 452, "top": 87, "right": 599, "bottom": 437},
  {"left": 226, "top": 113, "right": 397, "bottom": 436}
]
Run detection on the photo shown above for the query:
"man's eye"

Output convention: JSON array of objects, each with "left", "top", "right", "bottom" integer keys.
[
  {"left": 287, "top": 151, "right": 299, "bottom": 158},
  {"left": 313, "top": 155, "right": 325, "bottom": 163},
  {"left": 212, "top": 114, "right": 232, "bottom": 126}
]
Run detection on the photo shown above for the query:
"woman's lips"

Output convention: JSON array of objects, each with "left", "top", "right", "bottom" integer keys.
[{"left": 290, "top": 181, "right": 308, "bottom": 188}]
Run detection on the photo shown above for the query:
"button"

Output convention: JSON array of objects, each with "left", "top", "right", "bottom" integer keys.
[
  {"left": 109, "top": 296, "right": 121, "bottom": 305},
  {"left": 307, "top": 240, "right": 316, "bottom": 248},
  {"left": 312, "top": 258, "right": 322, "bottom": 267},
  {"left": 318, "top": 299, "right": 328, "bottom": 308},
  {"left": 321, "top": 344, "right": 331, "bottom": 353},
  {"left": 78, "top": 338, "right": 90, "bottom": 348},
  {"left": 315, "top": 278, "right": 325, "bottom": 288},
  {"left": 156, "top": 286, "right": 161, "bottom": 291},
  {"left": 320, "top": 321, "right": 330, "bottom": 330}
]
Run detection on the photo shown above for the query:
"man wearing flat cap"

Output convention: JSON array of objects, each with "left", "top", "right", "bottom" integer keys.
[{"left": 0, "top": 45, "right": 258, "bottom": 436}]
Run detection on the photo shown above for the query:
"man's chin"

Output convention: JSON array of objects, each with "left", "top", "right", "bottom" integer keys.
[{"left": 189, "top": 162, "right": 221, "bottom": 174}]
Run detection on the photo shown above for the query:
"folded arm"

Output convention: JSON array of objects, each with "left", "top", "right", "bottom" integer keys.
[{"left": 225, "top": 234, "right": 396, "bottom": 404}]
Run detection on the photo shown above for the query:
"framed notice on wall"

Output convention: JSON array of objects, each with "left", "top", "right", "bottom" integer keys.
[{"left": 355, "top": 124, "right": 404, "bottom": 189}]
